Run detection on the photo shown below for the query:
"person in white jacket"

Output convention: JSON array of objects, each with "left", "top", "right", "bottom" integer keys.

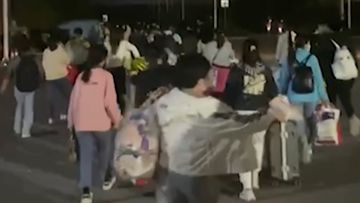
[
  {"left": 115, "top": 25, "right": 140, "bottom": 69},
  {"left": 199, "top": 32, "right": 236, "bottom": 94},
  {"left": 115, "top": 25, "right": 141, "bottom": 110},
  {"left": 275, "top": 30, "right": 297, "bottom": 65}
]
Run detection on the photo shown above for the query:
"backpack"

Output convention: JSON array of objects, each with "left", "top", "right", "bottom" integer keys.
[
  {"left": 114, "top": 87, "right": 169, "bottom": 182},
  {"left": 291, "top": 55, "right": 314, "bottom": 94},
  {"left": 331, "top": 39, "right": 358, "bottom": 80},
  {"left": 15, "top": 55, "right": 40, "bottom": 92}
]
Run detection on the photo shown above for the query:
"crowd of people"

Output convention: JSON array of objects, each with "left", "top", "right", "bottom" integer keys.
[{"left": 0, "top": 20, "right": 359, "bottom": 203}]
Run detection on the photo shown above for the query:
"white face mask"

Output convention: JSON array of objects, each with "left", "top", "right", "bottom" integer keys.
[{"left": 304, "top": 43, "right": 311, "bottom": 52}]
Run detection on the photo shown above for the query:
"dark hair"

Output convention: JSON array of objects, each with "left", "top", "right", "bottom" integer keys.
[
  {"left": 199, "top": 26, "right": 214, "bottom": 44},
  {"left": 109, "top": 27, "right": 120, "bottom": 54},
  {"left": 295, "top": 34, "right": 310, "bottom": 49},
  {"left": 242, "top": 39, "right": 261, "bottom": 66},
  {"left": 119, "top": 24, "right": 129, "bottom": 40},
  {"left": 74, "top": 27, "right": 83, "bottom": 36},
  {"left": 216, "top": 32, "right": 225, "bottom": 49},
  {"left": 287, "top": 33, "right": 310, "bottom": 65},
  {"left": 47, "top": 35, "right": 59, "bottom": 51},
  {"left": 81, "top": 44, "right": 108, "bottom": 83},
  {"left": 175, "top": 54, "right": 211, "bottom": 88},
  {"left": 14, "top": 34, "right": 31, "bottom": 55}
]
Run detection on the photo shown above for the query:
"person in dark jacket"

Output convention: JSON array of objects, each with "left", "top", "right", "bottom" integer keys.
[
  {"left": 312, "top": 27, "right": 360, "bottom": 136},
  {"left": 224, "top": 39, "right": 278, "bottom": 111},
  {"left": 223, "top": 39, "right": 278, "bottom": 202}
]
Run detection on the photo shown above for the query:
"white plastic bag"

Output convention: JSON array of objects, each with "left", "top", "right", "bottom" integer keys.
[
  {"left": 315, "top": 107, "right": 341, "bottom": 146},
  {"left": 114, "top": 107, "right": 160, "bottom": 180}
]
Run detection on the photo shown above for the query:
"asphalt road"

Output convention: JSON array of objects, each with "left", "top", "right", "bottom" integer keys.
[{"left": 1, "top": 61, "right": 360, "bottom": 203}]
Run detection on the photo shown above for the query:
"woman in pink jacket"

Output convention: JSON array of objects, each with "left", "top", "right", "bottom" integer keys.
[{"left": 68, "top": 45, "right": 122, "bottom": 203}]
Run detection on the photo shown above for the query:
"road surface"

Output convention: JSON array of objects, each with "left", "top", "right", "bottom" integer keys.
[{"left": 1, "top": 61, "right": 360, "bottom": 203}]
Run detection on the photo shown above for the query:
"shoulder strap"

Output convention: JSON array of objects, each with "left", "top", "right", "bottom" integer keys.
[
  {"left": 296, "top": 54, "right": 312, "bottom": 65},
  {"left": 303, "top": 54, "right": 312, "bottom": 64}
]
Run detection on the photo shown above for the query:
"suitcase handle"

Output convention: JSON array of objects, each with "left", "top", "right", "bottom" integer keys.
[{"left": 280, "top": 122, "right": 289, "bottom": 180}]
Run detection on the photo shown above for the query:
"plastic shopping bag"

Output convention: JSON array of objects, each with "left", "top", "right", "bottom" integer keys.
[{"left": 315, "top": 108, "right": 342, "bottom": 146}]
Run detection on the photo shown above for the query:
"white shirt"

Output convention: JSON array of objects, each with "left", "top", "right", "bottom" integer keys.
[
  {"left": 156, "top": 88, "right": 221, "bottom": 173},
  {"left": 115, "top": 40, "right": 140, "bottom": 68},
  {"left": 275, "top": 30, "right": 297, "bottom": 64},
  {"left": 200, "top": 40, "right": 235, "bottom": 67},
  {"left": 42, "top": 44, "right": 71, "bottom": 81}
]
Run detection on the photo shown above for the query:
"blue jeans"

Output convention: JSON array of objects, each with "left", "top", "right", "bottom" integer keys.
[
  {"left": 77, "top": 131, "right": 114, "bottom": 188},
  {"left": 14, "top": 88, "right": 35, "bottom": 135},
  {"left": 47, "top": 77, "right": 72, "bottom": 119},
  {"left": 293, "top": 102, "right": 317, "bottom": 139}
]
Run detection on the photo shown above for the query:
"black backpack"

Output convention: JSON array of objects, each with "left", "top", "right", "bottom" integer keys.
[
  {"left": 291, "top": 55, "right": 314, "bottom": 94},
  {"left": 16, "top": 55, "right": 40, "bottom": 92}
]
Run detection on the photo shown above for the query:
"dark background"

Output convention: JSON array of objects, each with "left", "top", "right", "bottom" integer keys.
[{"left": 7, "top": 0, "right": 360, "bottom": 33}]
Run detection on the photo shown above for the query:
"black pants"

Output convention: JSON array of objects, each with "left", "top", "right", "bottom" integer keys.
[
  {"left": 167, "top": 171, "right": 220, "bottom": 203},
  {"left": 326, "top": 79, "right": 355, "bottom": 117},
  {"left": 108, "top": 67, "right": 126, "bottom": 112}
]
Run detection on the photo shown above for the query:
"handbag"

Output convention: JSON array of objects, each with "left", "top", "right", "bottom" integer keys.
[{"left": 212, "top": 47, "right": 231, "bottom": 93}]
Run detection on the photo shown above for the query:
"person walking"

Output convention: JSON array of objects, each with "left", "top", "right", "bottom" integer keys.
[
  {"left": 1, "top": 35, "right": 44, "bottom": 138},
  {"left": 42, "top": 34, "right": 72, "bottom": 124},
  {"left": 278, "top": 34, "right": 330, "bottom": 163},
  {"left": 224, "top": 39, "right": 278, "bottom": 201},
  {"left": 68, "top": 45, "right": 122, "bottom": 203}
]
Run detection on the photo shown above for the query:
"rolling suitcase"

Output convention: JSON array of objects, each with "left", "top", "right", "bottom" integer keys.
[{"left": 265, "top": 121, "right": 301, "bottom": 186}]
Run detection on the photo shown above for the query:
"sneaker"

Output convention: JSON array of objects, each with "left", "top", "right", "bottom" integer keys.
[
  {"left": 239, "top": 189, "right": 256, "bottom": 202},
  {"left": 350, "top": 115, "right": 360, "bottom": 137},
  {"left": 102, "top": 176, "right": 116, "bottom": 191},
  {"left": 81, "top": 192, "right": 93, "bottom": 203},
  {"left": 14, "top": 128, "right": 21, "bottom": 135},
  {"left": 60, "top": 114, "right": 67, "bottom": 121},
  {"left": 302, "top": 144, "right": 313, "bottom": 164},
  {"left": 21, "top": 134, "right": 31, "bottom": 139},
  {"left": 48, "top": 118, "right": 54, "bottom": 125}
]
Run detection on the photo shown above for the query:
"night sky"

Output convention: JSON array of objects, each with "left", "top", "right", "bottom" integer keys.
[{"left": 8, "top": 0, "right": 360, "bottom": 31}]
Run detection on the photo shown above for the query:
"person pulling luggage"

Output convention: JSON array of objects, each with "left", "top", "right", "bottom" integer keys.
[{"left": 223, "top": 39, "right": 278, "bottom": 201}]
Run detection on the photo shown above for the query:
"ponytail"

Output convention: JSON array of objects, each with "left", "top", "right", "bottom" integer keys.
[
  {"left": 216, "top": 32, "right": 225, "bottom": 49},
  {"left": 81, "top": 44, "right": 108, "bottom": 83},
  {"left": 81, "top": 68, "right": 91, "bottom": 83}
]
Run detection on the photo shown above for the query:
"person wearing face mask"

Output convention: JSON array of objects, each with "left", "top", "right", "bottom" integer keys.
[
  {"left": 278, "top": 34, "right": 330, "bottom": 164},
  {"left": 223, "top": 39, "right": 278, "bottom": 202},
  {"left": 68, "top": 45, "right": 122, "bottom": 203}
]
